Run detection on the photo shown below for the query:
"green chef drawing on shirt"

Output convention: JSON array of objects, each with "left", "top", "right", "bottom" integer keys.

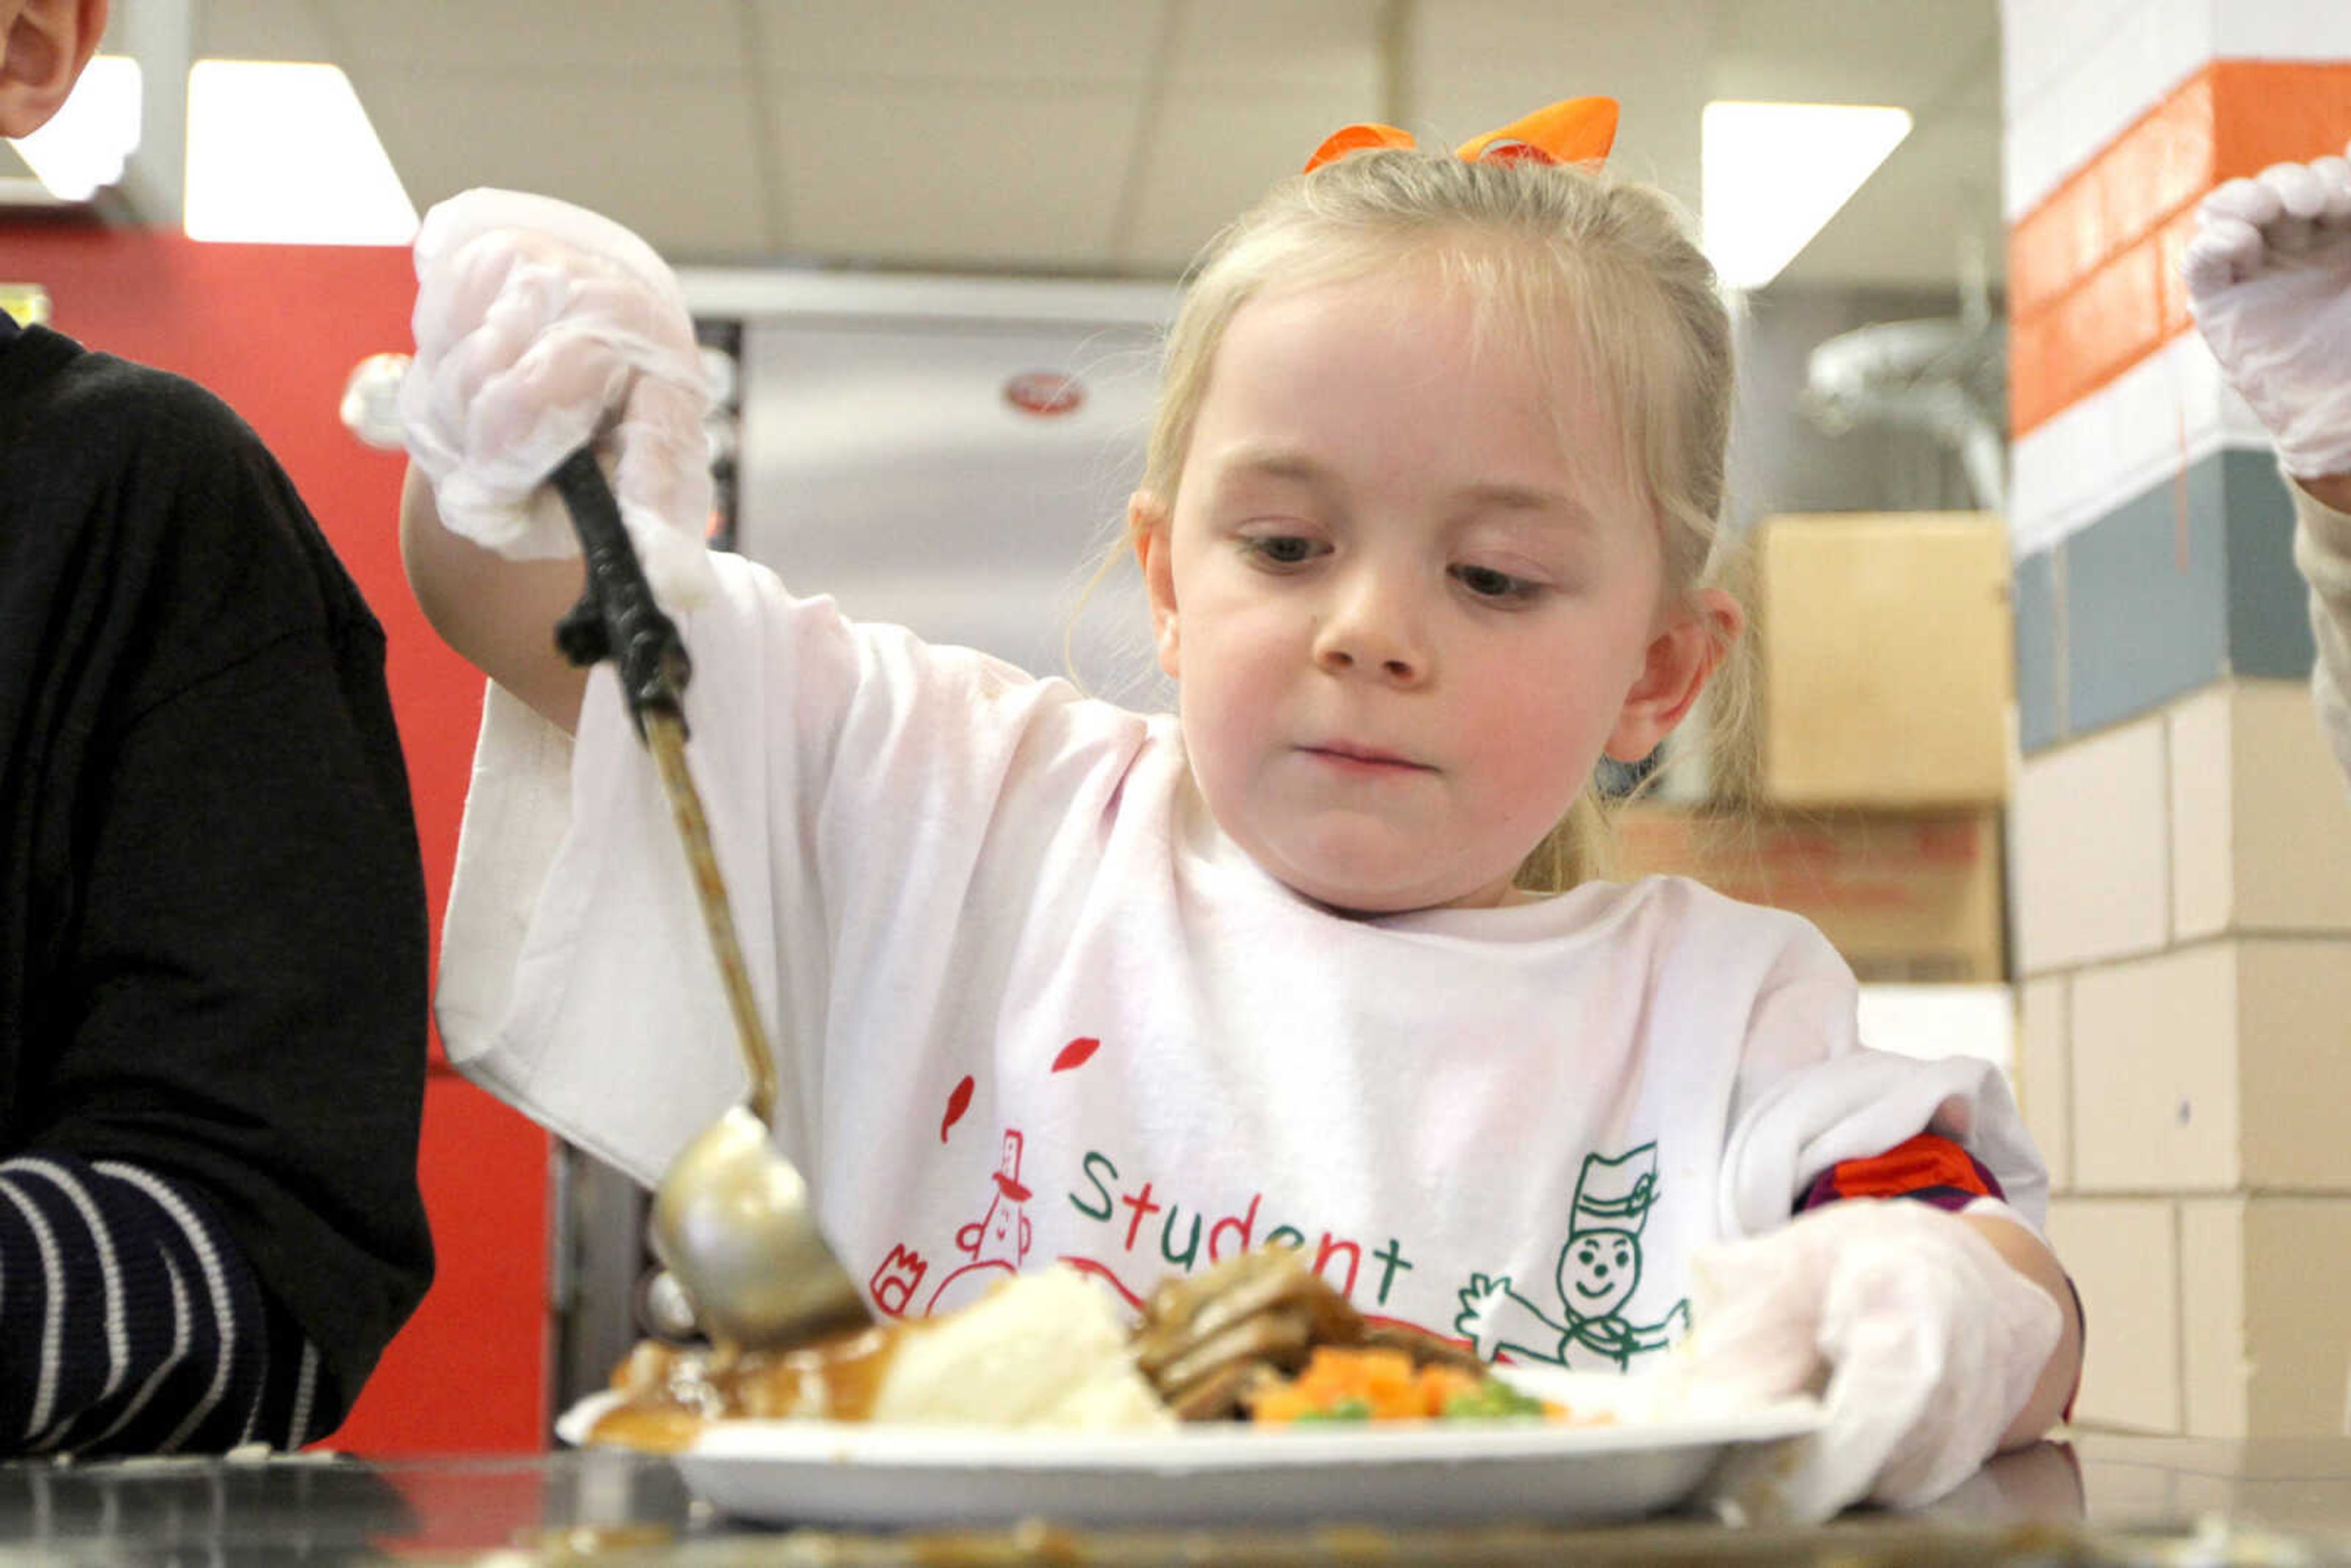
[{"left": 1452, "top": 1142, "right": 1690, "bottom": 1371}]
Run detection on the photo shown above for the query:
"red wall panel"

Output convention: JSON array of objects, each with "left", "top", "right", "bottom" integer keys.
[{"left": 335, "top": 1075, "right": 552, "bottom": 1455}]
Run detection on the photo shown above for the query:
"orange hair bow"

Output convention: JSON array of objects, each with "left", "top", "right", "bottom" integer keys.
[{"left": 1303, "top": 97, "right": 1619, "bottom": 174}]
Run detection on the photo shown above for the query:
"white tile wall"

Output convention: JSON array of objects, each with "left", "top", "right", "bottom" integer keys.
[
  {"left": 2180, "top": 1196, "right": 2249, "bottom": 1438},
  {"left": 2237, "top": 941, "right": 2351, "bottom": 1190},
  {"left": 2012, "top": 716, "right": 2171, "bottom": 972},
  {"left": 2168, "top": 681, "right": 2351, "bottom": 940},
  {"left": 2002, "top": 0, "right": 2211, "bottom": 220},
  {"left": 2047, "top": 1197, "right": 2181, "bottom": 1431},
  {"left": 2169, "top": 686, "right": 2237, "bottom": 941},
  {"left": 2068, "top": 942, "right": 2241, "bottom": 1191},
  {"left": 2227, "top": 686, "right": 2351, "bottom": 934},
  {"left": 2018, "top": 975, "right": 2073, "bottom": 1189},
  {"left": 2241, "top": 1200, "right": 2351, "bottom": 1435},
  {"left": 2210, "top": 4, "right": 2351, "bottom": 69}
]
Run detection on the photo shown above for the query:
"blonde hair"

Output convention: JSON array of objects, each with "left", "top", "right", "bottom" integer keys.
[{"left": 1142, "top": 146, "right": 1744, "bottom": 891}]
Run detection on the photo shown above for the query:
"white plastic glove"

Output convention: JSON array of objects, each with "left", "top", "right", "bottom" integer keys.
[
  {"left": 2182, "top": 142, "right": 2351, "bottom": 481},
  {"left": 399, "top": 187, "right": 718, "bottom": 606},
  {"left": 1669, "top": 1199, "right": 2064, "bottom": 1524}
]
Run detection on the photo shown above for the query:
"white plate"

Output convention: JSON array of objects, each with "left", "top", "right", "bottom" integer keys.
[{"left": 557, "top": 1368, "right": 1822, "bottom": 1529}]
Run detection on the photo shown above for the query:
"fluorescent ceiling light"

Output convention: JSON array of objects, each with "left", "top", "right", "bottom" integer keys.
[
  {"left": 185, "top": 60, "right": 417, "bottom": 244},
  {"left": 1701, "top": 101, "right": 1913, "bottom": 291},
  {"left": 8, "top": 54, "right": 141, "bottom": 201}
]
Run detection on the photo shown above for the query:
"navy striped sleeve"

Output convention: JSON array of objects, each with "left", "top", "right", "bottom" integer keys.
[{"left": 0, "top": 1154, "right": 328, "bottom": 1455}]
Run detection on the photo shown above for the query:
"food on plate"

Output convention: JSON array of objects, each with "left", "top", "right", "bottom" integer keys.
[
  {"left": 587, "top": 1245, "right": 1579, "bottom": 1449},
  {"left": 1246, "top": 1345, "right": 1563, "bottom": 1424},
  {"left": 590, "top": 1264, "right": 1172, "bottom": 1450},
  {"left": 1134, "top": 1248, "right": 1583, "bottom": 1424}
]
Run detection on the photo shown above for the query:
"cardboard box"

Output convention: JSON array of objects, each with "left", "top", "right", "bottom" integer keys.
[
  {"left": 1740, "top": 512, "right": 2013, "bottom": 808},
  {"left": 1610, "top": 803, "right": 2006, "bottom": 983}
]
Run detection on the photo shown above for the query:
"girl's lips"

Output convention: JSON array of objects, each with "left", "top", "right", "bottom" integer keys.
[{"left": 1303, "top": 744, "right": 1432, "bottom": 773}]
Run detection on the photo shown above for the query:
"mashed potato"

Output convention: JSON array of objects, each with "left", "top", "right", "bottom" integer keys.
[{"left": 591, "top": 1264, "right": 1172, "bottom": 1448}]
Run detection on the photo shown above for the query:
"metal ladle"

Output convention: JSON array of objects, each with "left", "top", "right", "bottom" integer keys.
[{"left": 547, "top": 448, "right": 871, "bottom": 1353}]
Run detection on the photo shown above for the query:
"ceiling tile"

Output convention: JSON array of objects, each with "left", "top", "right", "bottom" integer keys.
[
  {"left": 318, "top": 0, "right": 744, "bottom": 72},
  {"left": 771, "top": 84, "right": 1144, "bottom": 268},
  {"left": 44, "top": 0, "right": 2004, "bottom": 293},
  {"left": 1712, "top": 0, "right": 1998, "bottom": 108},
  {"left": 373, "top": 73, "right": 773, "bottom": 260},
  {"left": 1786, "top": 111, "right": 2006, "bottom": 290},
  {"left": 1121, "top": 86, "right": 1385, "bottom": 272},
  {"left": 197, "top": 0, "right": 337, "bottom": 59},
  {"left": 758, "top": 0, "right": 1167, "bottom": 84},
  {"left": 1166, "top": 0, "right": 1387, "bottom": 92},
  {"left": 1408, "top": 0, "right": 1711, "bottom": 209}
]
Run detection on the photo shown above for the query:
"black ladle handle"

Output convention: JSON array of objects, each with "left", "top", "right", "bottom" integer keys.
[
  {"left": 542, "top": 445, "right": 779, "bottom": 1124},
  {"left": 549, "top": 446, "right": 691, "bottom": 738}
]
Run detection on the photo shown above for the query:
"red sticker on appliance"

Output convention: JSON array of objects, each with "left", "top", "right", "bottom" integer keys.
[{"left": 1003, "top": 371, "right": 1084, "bottom": 417}]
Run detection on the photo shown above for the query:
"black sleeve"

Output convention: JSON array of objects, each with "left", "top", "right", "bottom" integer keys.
[{"left": 10, "top": 362, "right": 435, "bottom": 1438}]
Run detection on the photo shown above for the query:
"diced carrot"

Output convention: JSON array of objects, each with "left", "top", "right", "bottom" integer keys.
[
  {"left": 1288, "top": 1348, "right": 1354, "bottom": 1400},
  {"left": 1247, "top": 1347, "right": 1553, "bottom": 1425},
  {"left": 1415, "top": 1364, "right": 1480, "bottom": 1415},
  {"left": 1356, "top": 1350, "right": 1420, "bottom": 1419}
]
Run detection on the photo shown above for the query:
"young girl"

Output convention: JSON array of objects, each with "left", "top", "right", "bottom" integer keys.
[{"left": 400, "top": 100, "right": 2080, "bottom": 1520}]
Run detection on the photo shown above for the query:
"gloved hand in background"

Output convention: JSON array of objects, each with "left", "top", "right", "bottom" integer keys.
[
  {"left": 1669, "top": 1199, "right": 2069, "bottom": 1525},
  {"left": 2181, "top": 141, "right": 2351, "bottom": 487},
  {"left": 399, "top": 187, "right": 718, "bottom": 607}
]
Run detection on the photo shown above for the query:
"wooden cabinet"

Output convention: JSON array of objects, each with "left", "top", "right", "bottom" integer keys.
[{"left": 1742, "top": 512, "right": 2014, "bottom": 807}]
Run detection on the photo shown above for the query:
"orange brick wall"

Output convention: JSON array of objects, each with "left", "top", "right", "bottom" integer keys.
[{"left": 2006, "top": 61, "right": 2351, "bottom": 437}]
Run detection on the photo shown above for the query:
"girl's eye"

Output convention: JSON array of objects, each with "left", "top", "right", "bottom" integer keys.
[
  {"left": 1240, "top": 534, "right": 1325, "bottom": 568},
  {"left": 1451, "top": 563, "right": 1543, "bottom": 602}
]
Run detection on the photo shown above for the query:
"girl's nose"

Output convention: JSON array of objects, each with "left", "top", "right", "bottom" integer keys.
[{"left": 1313, "top": 565, "right": 1430, "bottom": 685}]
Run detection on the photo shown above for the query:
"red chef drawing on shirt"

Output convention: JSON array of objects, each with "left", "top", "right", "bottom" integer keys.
[{"left": 922, "top": 1128, "right": 1035, "bottom": 1316}]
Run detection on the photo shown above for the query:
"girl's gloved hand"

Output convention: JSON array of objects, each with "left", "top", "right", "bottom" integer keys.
[
  {"left": 2182, "top": 143, "right": 2351, "bottom": 482},
  {"left": 399, "top": 187, "right": 718, "bottom": 606},
  {"left": 1668, "top": 1199, "right": 2064, "bottom": 1524}
]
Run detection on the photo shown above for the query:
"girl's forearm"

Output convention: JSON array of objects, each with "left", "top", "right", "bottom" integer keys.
[
  {"left": 398, "top": 462, "right": 592, "bottom": 733},
  {"left": 1962, "top": 1212, "right": 2085, "bottom": 1449}
]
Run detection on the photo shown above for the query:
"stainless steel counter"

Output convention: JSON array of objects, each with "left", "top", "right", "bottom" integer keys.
[{"left": 1, "top": 1436, "right": 2346, "bottom": 1566}]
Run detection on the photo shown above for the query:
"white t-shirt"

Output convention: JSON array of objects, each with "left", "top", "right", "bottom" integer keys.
[
  {"left": 437, "top": 550, "right": 2044, "bottom": 1373},
  {"left": 2293, "top": 478, "right": 2351, "bottom": 790}
]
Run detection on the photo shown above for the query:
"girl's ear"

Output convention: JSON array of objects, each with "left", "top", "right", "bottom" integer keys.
[
  {"left": 1129, "top": 490, "right": 1181, "bottom": 680},
  {"left": 0, "top": 0, "right": 108, "bottom": 140},
  {"left": 1605, "top": 587, "right": 1743, "bottom": 763}
]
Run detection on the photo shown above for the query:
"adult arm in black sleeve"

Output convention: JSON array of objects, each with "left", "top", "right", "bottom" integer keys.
[{"left": 0, "top": 336, "right": 436, "bottom": 1449}]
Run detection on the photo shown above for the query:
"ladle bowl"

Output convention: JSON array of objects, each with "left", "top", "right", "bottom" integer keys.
[{"left": 650, "top": 1106, "right": 871, "bottom": 1351}]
